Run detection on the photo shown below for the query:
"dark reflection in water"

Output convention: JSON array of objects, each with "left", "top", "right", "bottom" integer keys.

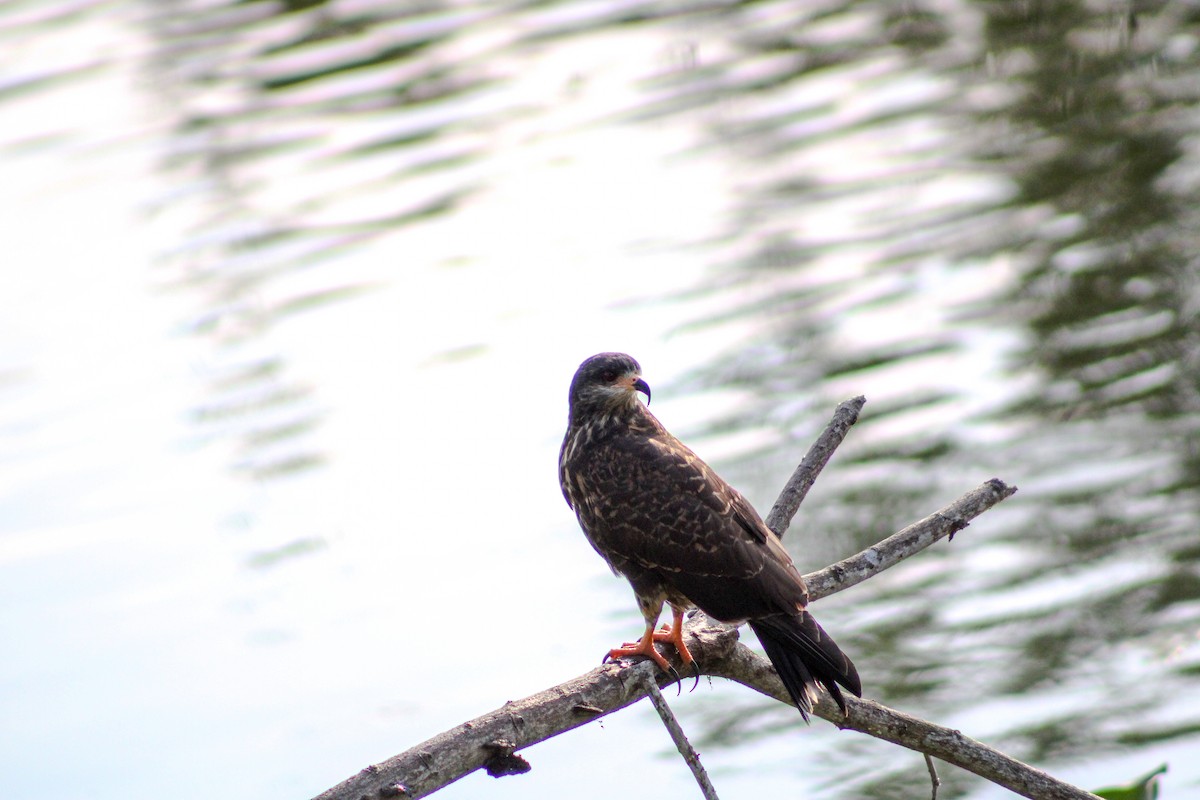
[
  {"left": 5, "top": 0, "right": 1198, "bottom": 796},
  {"left": 663, "top": 2, "right": 1200, "bottom": 796}
]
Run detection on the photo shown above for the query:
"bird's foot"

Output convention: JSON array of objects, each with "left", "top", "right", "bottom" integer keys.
[
  {"left": 603, "top": 626, "right": 700, "bottom": 694},
  {"left": 603, "top": 613, "right": 698, "bottom": 681},
  {"left": 604, "top": 639, "right": 674, "bottom": 674},
  {"left": 649, "top": 622, "right": 696, "bottom": 672},
  {"left": 611, "top": 625, "right": 681, "bottom": 653}
]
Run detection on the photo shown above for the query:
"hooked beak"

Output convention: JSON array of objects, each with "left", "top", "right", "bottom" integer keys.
[{"left": 633, "top": 377, "right": 651, "bottom": 405}]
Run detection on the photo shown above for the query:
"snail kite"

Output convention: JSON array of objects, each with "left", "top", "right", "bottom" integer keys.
[{"left": 559, "top": 352, "right": 861, "bottom": 720}]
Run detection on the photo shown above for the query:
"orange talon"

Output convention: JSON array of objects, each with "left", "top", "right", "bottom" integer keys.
[
  {"left": 607, "top": 622, "right": 673, "bottom": 673},
  {"left": 606, "top": 608, "right": 695, "bottom": 674}
]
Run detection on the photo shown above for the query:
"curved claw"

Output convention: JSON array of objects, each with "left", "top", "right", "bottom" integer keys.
[{"left": 669, "top": 659, "right": 702, "bottom": 697}]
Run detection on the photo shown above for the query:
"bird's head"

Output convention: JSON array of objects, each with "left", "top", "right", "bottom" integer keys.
[{"left": 567, "top": 352, "right": 651, "bottom": 421}]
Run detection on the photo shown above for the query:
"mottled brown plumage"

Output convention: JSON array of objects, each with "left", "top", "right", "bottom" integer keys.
[{"left": 559, "top": 352, "right": 861, "bottom": 720}]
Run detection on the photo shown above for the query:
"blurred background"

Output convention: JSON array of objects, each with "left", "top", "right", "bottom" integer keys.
[{"left": 2, "top": 1, "right": 1198, "bottom": 798}]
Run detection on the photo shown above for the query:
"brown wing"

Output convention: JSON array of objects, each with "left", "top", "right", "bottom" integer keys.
[{"left": 579, "top": 423, "right": 810, "bottom": 622}]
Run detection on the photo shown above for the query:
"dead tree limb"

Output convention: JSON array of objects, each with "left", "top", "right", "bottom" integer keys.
[
  {"left": 314, "top": 478, "right": 1062, "bottom": 799},
  {"left": 708, "top": 632, "right": 1098, "bottom": 800},
  {"left": 766, "top": 395, "right": 865, "bottom": 536},
  {"left": 312, "top": 398, "right": 1099, "bottom": 800}
]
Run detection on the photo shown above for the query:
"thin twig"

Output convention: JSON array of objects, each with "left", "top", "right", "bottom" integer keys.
[
  {"left": 803, "top": 478, "right": 1017, "bottom": 602},
  {"left": 925, "top": 753, "right": 941, "bottom": 800},
  {"left": 644, "top": 676, "right": 721, "bottom": 800},
  {"left": 765, "top": 396, "right": 866, "bottom": 536}
]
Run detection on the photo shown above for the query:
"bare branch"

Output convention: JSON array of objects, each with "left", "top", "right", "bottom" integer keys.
[
  {"left": 644, "top": 676, "right": 721, "bottom": 800},
  {"left": 709, "top": 636, "right": 1099, "bottom": 800},
  {"left": 314, "top": 477, "right": 1043, "bottom": 800},
  {"left": 315, "top": 598, "right": 1100, "bottom": 800},
  {"left": 765, "top": 395, "right": 866, "bottom": 536},
  {"left": 312, "top": 659, "right": 675, "bottom": 800},
  {"left": 804, "top": 478, "right": 1017, "bottom": 602},
  {"left": 311, "top": 398, "right": 1067, "bottom": 800}
]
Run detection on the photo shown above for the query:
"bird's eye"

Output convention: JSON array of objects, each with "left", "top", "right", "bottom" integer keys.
[{"left": 600, "top": 368, "right": 619, "bottom": 383}]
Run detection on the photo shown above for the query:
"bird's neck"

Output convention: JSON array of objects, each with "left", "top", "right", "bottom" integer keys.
[{"left": 567, "top": 397, "right": 656, "bottom": 440}]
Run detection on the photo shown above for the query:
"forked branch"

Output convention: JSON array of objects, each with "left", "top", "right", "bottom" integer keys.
[{"left": 313, "top": 400, "right": 1096, "bottom": 800}]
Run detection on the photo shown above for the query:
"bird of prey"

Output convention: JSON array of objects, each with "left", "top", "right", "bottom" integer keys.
[{"left": 559, "top": 352, "right": 861, "bottom": 720}]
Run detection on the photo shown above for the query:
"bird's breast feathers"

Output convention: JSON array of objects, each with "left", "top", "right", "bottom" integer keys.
[{"left": 561, "top": 420, "right": 783, "bottom": 580}]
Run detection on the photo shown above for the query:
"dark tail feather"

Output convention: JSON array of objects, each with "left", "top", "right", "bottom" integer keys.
[{"left": 749, "top": 613, "right": 861, "bottom": 722}]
